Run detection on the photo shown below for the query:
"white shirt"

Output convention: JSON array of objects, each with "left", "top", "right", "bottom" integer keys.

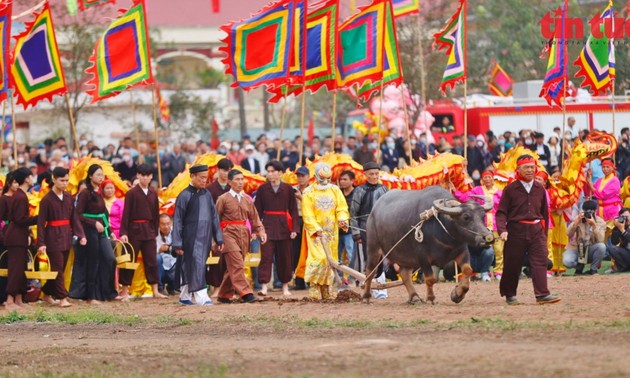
[
  {"left": 229, "top": 189, "right": 244, "bottom": 202},
  {"left": 520, "top": 180, "right": 533, "bottom": 193},
  {"left": 141, "top": 187, "right": 148, "bottom": 195}
]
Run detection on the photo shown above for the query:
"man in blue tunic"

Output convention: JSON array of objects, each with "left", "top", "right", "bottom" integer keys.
[{"left": 172, "top": 165, "right": 224, "bottom": 305}]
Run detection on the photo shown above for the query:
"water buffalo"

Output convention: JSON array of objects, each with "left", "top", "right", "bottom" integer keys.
[{"left": 362, "top": 186, "right": 494, "bottom": 304}]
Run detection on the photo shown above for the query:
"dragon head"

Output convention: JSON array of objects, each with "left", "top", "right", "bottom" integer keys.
[{"left": 582, "top": 130, "right": 617, "bottom": 160}]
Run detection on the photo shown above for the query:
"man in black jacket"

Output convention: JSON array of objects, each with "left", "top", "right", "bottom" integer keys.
[
  {"left": 241, "top": 145, "right": 261, "bottom": 174},
  {"left": 529, "top": 132, "right": 551, "bottom": 173},
  {"left": 609, "top": 208, "right": 630, "bottom": 273}
]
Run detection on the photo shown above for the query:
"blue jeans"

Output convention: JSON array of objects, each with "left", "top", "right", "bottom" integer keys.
[
  {"left": 156, "top": 254, "right": 175, "bottom": 290},
  {"left": 338, "top": 233, "right": 355, "bottom": 267},
  {"left": 563, "top": 242, "right": 606, "bottom": 272},
  {"left": 470, "top": 247, "right": 494, "bottom": 274}
]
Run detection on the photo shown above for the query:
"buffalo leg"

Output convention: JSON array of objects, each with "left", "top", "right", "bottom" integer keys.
[
  {"left": 450, "top": 251, "right": 473, "bottom": 304},
  {"left": 362, "top": 250, "right": 382, "bottom": 304},
  {"left": 399, "top": 267, "right": 423, "bottom": 304}
]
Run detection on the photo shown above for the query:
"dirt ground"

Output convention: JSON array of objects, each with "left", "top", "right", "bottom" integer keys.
[{"left": 2, "top": 274, "right": 630, "bottom": 378}]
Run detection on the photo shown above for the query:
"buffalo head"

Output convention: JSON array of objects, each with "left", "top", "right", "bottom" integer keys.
[{"left": 433, "top": 197, "right": 494, "bottom": 247}]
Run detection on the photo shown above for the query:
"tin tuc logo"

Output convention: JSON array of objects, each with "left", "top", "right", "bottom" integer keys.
[{"left": 540, "top": 6, "right": 627, "bottom": 40}]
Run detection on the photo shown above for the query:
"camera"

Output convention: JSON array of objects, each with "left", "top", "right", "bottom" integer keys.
[
  {"left": 619, "top": 216, "right": 627, "bottom": 224},
  {"left": 582, "top": 210, "right": 595, "bottom": 223}
]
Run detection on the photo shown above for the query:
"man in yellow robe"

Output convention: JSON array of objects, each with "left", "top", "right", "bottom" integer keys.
[{"left": 301, "top": 163, "right": 349, "bottom": 300}]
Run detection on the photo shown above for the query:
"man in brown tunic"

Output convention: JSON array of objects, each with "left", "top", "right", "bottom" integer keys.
[
  {"left": 216, "top": 169, "right": 266, "bottom": 304},
  {"left": 206, "top": 158, "right": 233, "bottom": 290},
  {"left": 254, "top": 160, "right": 299, "bottom": 296},
  {"left": 4, "top": 168, "right": 37, "bottom": 310},
  {"left": 496, "top": 154, "right": 560, "bottom": 305},
  {"left": 119, "top": 164, "right": 167, "bottom": 299},
  {"left": 37, "top": 167, "right": 86, "bottom": 308}
]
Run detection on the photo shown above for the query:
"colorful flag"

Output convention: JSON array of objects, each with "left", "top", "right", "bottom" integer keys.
[
  {"left": 336, "top": 0, "right": 387, "bottom": 89},
  {"left": 10, "top": 2, "right": 67, "bottom": 109},
  {"left": 220, "top": 0, "right": 297, "bottom": 91},
  {"left": 78, "top": 0, "right": 115, "bottom": 11},
  {"left": 539, "top": 1, "right": 568, "bottom": 106},
  {"left": 0, "top": 1, "right": 12, "bottom": 102},
  {"left": 2, "top": 115, "right": 11, "bottom": 139},
  {"left": 392, "top": 0, "right": 419, "bottom": 18},
  {"left": 433, "top": 0, "right": 466, "bottom": 95},
  {"left": 357, "top": 0, "right": 403, "bottom": 101},
  {"left": 157, "top": 89, "right": 170, "bottom": 122},
  {"left": 211, "top": 0, "right": 220, "bottom": 13},
  {"left": 488, "top": 61, "right": 513, "bottom": 97},
  {"left": 267, "top": 0, "right": 339, "bottom": 103},
  {"left": 84, "top": 0, "right": 153, "bottom": 103},
  {"left": 574, "top": 0, "right": 615, "bottom": 96}
]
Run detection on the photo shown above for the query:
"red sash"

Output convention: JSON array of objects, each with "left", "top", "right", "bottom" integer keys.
[
  {"left": 220, "top": 220, "right": 246, "bottom": 229},
  {"left": 46, "top": 219, "right": 70, "bottom": 227},
  {"left": 132, "top": 219, "right": 150, "bottom": 223},
  {"left": 264, "top": 211, "right": 293, "bottom": 231}
]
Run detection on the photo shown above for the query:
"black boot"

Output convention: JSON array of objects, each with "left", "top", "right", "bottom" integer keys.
[
  {"left": 574, "top": 263, "right": 584, "bottom": 275},
  {"left": 292, "top": 277, "right": 307, "bottom": 290}
]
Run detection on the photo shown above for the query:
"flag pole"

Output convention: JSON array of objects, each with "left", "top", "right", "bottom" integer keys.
[
  {"left": 64, "top": 93, "right": 80, "bottom": 158},
  {"left": 10, "top": 94, "right": 17, "bottom": 168},
  {"left": 131, "top": 91, "right": 140, "bottom": 149},
  {"left": 612, "top": 78, "right": 616, "bottom": 146},
  {"left": 151, "top": 87, "right": 163, "bottom": 188},
  {"left": 400, "top": 86, "right": 414, "bottom": 165},
  {"left": 0, "top": 101, "right": 5, "bottom": 169},
  {"left": 298, "top": 83, "right": 307, "bottom": 167},
  {"left": 277, "top": 86, "right": 287, "bottom": 161},
  {"left": 376, "top": 80, "right": 385, "bottom": 165},
  {"left": 462, "top": 0, "right": 468, "bottom": 162},
  {"left": 331, "top": 91, "right": 337, "bottom": 144},
  {"left": 416, "top": 14, "right": 427, "bottom": 105},
  {"left": 561, "top": 0, "right": 569, "bottom": 173}
]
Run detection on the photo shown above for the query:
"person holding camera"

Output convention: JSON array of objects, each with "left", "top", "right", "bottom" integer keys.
[
  {"left": 608, "top": 208, "right": 630, "bottom": 273},
  {"left": 563, "top": 200, "right": 607, "bottom": 275}
]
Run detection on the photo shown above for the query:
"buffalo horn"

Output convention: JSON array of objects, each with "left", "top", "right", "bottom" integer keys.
[
  {"left": 469, "top": 195, "right": 494, "bottom": 212},
  {"left": 433, "top": 199, "right": 463, "bottom": 215}
]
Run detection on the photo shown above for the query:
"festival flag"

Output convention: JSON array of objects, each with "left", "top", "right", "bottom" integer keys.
[
  {"left": 157, "top": 89, "right": 170, "bottom": 123},
  {"left": 357, "top": 0, "right": 403, "bottom": 101},
  {"left": 267, "top": 0, "right": 339, "bottom": 103},
  {"left": 84, "top": 0, "right": 153, "bottom": 103},
  {"left": 210, "top": 118, "right": 220, "bottom": 150},
  {"left": 488, "top": 61, "right": 513, "bottom": 97},
  {"left": 0, "top": 1, "right": 12, "bottom": 102},
  {"left": 78, "top": 0, "right": 115, "bottom": 11},
  {"left": 539, "top": 0, "right": 568, "bottom": 106},
  {"left": 574, "top": 0, "right": 615, "bottom": 96},
  {"left": 392, "top": 0, "right": 419, "bottom": 18},
  {"left": 211, "top": 0, "right": 220, "bottom": 13},
  {"left": 433, "top": 0, "right": 466, "bottom": 95},
  {"left": 2, "top": 115, "right": 11, "bottom": 139},
  {"left": 10, "top": 2, "right": 67, "bottom": 109},
  {"left": 336, "top": 0, "right": 387, "bottom": 90},
  {"left": 220, "top": 0, "right": 297, "bottom": 91}
]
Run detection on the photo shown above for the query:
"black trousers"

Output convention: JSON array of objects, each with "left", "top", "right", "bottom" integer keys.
[
  {"left": 609, "top": 245, "right": 630, "bottom": 272},
  {"left": 70, "top": 228, "right": 118, "bottom": 301}
]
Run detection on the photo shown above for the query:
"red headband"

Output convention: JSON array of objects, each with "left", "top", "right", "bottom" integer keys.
[
  {"left": 101, "top": 178, "right": 115, "bottom": 188},
  {"left": 602, "top": 160, "right": 616, "bottom": 169},
  {"left": 481, "top": 171, "right": 493, "bottom": 178},
  {"left": 535, "top": 170, "right": 548, "bottom": 180},
  {"left": 517, "top": 157, "right": 535, "bottom": 167}
]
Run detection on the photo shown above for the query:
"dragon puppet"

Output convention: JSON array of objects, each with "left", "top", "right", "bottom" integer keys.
[{"left": 492, "top": 131, "right": 617, "bottom": 210}]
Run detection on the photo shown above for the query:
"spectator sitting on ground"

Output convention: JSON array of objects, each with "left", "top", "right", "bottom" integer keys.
[{"left": 563, "top": 200, "right": 607, "bottom": 275}]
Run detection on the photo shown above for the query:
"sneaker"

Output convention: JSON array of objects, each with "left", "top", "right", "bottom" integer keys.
[
  {"left": 200, "top": 300, "right": 213, "bottom": 306},
  {"left": 546, "top": 271, "right": 553, "bottom": 278},
  {"left": 585, "top": 270, "right": 597, "bottom": 275},
  {"left": 179, "top": 299, "right": 194, "bottom": 306},
  {"left": 481, "top": 273, "right": 491, "bottom": 282},
  {"left": 536, "top": 294, "right": 561, "bottom": 305},
  {"left": 494, "top": 273, "right": 502, "bottom": 281},
  {"left": 506, "top": 296, "right": 521, "bottom": 306},
  {"left": 217, "top": 297, "right": 233, "bottom": 304}
]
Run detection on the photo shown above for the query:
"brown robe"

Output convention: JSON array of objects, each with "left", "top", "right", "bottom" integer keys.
[
  {"left": 5, "top": 189, "right": 37, "bottom": 297},
  {"left": 37, "top": 190, "right": 85, "bottom": 299},
  {"left": 216, "top": 192, "right": 265, "bottom": 299},
  {"left": 119, "top": 185, "right": 160, "bottom": 285},
  {"left": 496, "top": 180, "right": 550, "bottom": 298},
  {"left": 205, "top": 179, "right": 231, "bottom": 287},
  {"left": 254, "top": 182, "right": 299, "bottom": 284}
]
